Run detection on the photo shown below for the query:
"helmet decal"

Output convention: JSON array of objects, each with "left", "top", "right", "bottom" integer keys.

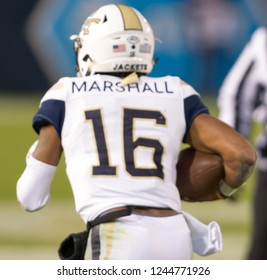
[
  {"left": 116, "top": 4, "right": 142, "bottom": 31},
  {"left": 81, "top": 18, "right": 100, "bottom": 36}
]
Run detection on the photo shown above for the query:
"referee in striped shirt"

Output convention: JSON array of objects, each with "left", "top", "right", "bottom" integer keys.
[{"left": 218, "top": 27, "right": 267, "bottom": 260}]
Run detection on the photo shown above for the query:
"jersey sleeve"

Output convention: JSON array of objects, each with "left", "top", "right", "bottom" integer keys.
[
  {"left": 179, "top": 80, "right": 209, "bottom": 142},
  {"left": 32, "top": 79, "right": 67, "bottom": 138},
  {"left": 183, "top": 94, "right": 209, "bottom": 142}
]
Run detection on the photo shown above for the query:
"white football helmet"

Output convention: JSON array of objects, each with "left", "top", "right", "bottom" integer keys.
[{"left": 70, "top": 4, "right": 155, "bottom": 76}]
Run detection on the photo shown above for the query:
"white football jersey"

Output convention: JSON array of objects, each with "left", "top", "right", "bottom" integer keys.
[{"left": 33, "top": 74, "right": 208, "bottom": 222}]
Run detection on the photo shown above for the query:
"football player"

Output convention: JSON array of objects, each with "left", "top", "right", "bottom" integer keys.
[{"left": 17, "top": 4, "right": 256, "bottom": 260}]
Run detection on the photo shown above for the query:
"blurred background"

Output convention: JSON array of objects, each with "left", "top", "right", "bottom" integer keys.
[{"left": 0, "top": 0, "right": 265, "bottom": 259}]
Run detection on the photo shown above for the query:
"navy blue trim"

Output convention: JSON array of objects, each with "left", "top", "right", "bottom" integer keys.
[
  {"left": 32, "top": 99, "right": 65, "bottom": 138},
  {"left": 183, "top": 95, "right": 209, "bottom": 142}
]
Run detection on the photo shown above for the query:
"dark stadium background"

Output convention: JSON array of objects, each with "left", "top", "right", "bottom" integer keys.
[{"left": 1, "top": 0, "right": 264, "bottom": 93}]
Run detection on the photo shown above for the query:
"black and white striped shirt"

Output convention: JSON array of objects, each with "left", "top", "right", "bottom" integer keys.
[{"left": 218, "top": 27, "right": 267, "bottom": 139}]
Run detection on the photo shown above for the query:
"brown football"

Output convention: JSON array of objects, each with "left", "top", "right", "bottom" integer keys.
[{"left": 176, "top": 147, "right": 225, "bottom": 201}]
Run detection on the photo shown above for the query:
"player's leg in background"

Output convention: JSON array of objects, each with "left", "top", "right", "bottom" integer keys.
[{"left": 247, "top": 169, "right": 267, "bottom": 260}]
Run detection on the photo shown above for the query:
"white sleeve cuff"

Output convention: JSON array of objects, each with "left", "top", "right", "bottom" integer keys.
[{"left": 16, "top": 155, "right": 57, "bottom": 212}]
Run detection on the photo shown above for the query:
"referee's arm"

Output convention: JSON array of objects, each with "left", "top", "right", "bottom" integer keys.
[{"left": 217, "top": 29, "right": 262, "bottom": 138}]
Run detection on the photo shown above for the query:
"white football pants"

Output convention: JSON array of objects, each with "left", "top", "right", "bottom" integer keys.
[{"left": 84, "top": 213, "right": 192, "bottom": 260}]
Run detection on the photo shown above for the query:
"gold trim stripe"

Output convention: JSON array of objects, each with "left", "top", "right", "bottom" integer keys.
[{"left": 117, "top": 4, "right": 142, "bottom": 30}]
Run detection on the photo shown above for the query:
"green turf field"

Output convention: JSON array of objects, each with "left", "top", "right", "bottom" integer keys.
[{"left": 0, "top": 93, "right": 257, "bottom": 260}]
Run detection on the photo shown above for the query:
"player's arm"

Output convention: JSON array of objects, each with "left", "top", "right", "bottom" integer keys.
[
  {"left": 16, "top": 125, "right": 62, "bottom": 211},
  {"left": 32, "top": 125, "right": 62, "bottom": 165},
  {"left": 186, "top": 113, "right": 256, "bottom": 192}
]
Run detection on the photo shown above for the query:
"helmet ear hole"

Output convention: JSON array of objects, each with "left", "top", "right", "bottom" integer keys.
[
  {"left": 83, "top": 55, "right": 90, "bottom": 62},
  {"left": 103, "top": 15, "right": 108, "bottom": 23}
]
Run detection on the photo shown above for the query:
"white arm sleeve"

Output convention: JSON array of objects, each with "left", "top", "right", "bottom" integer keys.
[{"left": 16, "top": 154, "right": 57, "bottom": 212}]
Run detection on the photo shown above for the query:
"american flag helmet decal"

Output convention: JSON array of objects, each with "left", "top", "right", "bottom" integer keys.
[{"left": 113, "top": 44, "right": 126, "bottom": 52}]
